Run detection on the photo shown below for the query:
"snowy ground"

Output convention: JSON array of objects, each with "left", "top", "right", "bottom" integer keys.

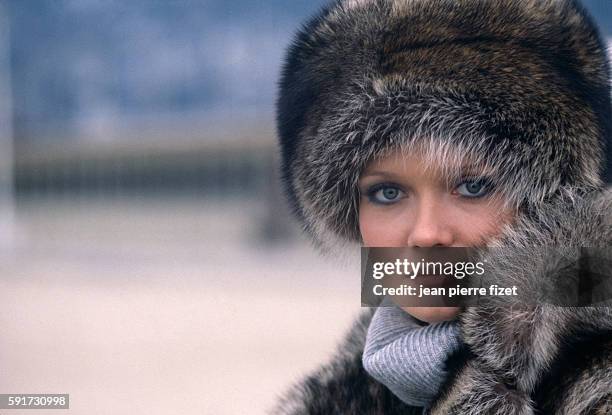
[{"left": 0, "top": 197, "right": 361, "bottom": 415}]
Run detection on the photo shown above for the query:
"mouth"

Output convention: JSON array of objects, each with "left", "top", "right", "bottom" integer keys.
[{"left": 414, "top": 275, "right": 450, "bottom": 288}]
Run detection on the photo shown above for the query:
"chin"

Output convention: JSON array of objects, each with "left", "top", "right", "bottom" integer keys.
[{"left": 401, "top": 306, "right": 462, "bottom": 324}]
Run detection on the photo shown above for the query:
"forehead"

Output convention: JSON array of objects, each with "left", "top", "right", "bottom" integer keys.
[{"left": 362, "top": 139, "right": 493, "bottom": 183}]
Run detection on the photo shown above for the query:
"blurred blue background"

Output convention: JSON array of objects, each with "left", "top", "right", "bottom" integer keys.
[
  {"left": 9, "top": 0, "right": 329, "bottom": 206},
  {"left": 0, "top": 1, "right": 610, "bottom": 415},
  {"left": 4, "top": 0, "right": 611, "bottom": 204}
]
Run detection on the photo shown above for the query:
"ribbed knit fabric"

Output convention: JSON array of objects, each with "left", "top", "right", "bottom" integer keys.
[{"left": 362, "top": 299, "right": 463, "bottom": 409}]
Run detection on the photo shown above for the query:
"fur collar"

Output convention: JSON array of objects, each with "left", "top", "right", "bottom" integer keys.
[
  {"left": 430, "top": 189, "right": 612, "bottom": 414},
  {"left": 274, "top": 190, "right": 612, "bottom": 414}
]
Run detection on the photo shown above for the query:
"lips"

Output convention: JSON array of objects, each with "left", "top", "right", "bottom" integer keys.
[{"left": 414, "top": 275, "right": 449, "bottom": 287}]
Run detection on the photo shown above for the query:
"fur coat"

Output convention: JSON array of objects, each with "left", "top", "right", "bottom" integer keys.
[
  {"left": 272, "top": 190, "right": 612, "bottom": 414},
  {"left": 274, "top": 1, "right": 612, "bottom": 412}
]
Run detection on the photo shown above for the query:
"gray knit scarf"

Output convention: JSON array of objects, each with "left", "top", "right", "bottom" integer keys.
[{"left": 362, "top": 298, "right": 463, "bottom": 410}]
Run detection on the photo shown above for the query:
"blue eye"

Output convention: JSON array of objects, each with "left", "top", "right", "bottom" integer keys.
[
  {"left": 367, "top": 184, "right": 404, "bottom": 204},
  {"left": 456, "top": 178, "right": 491, "bottom": 198}
]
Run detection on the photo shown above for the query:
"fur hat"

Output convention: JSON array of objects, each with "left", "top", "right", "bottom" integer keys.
[{"left": 277, "top": 0, "right": 612, "bottom": 248}]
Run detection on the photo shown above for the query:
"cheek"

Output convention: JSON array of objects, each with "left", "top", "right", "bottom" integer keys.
[
  {"left": 452, "top": 202, "right": 513, "bottom": 244},
  {"left": 359, "top": 202, "right": 410, "bottom": 246}
]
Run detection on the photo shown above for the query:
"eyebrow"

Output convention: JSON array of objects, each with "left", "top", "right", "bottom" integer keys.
[
  {"left": 360, "top": 171, "right": 392, "bottom": 178},
  {"left": 359, "top": 165, "right": 493, "bottom": 184},
  {"left": 359, "top": 171, "right": 410, "bottom": 182}
]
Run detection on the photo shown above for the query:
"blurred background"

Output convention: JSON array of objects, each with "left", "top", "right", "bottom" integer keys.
[{"left": 0, "top": 1, "right": 611, "bottom": 414}]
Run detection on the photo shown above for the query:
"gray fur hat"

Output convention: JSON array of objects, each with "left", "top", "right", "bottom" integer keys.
[{"left": 277, "top": 0, "right": 612, "bottom": 247}]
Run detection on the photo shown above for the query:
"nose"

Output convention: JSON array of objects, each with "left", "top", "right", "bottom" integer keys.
[{"left": 405, "top": 196, "right": 454, "bottom": 247}]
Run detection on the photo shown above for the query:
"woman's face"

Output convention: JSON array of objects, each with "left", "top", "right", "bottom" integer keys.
[{"left": 359, "top": 149, "right": 515, "bottom": 323}]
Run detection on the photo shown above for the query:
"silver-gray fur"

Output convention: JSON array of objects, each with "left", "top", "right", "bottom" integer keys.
[{"left": 273, "top": 190, "right": 612, "bottom": 414}]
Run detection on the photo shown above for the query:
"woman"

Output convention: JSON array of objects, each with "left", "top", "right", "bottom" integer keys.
[{"left": 274, "top": 0, "right": 612, "bottom": 413}]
